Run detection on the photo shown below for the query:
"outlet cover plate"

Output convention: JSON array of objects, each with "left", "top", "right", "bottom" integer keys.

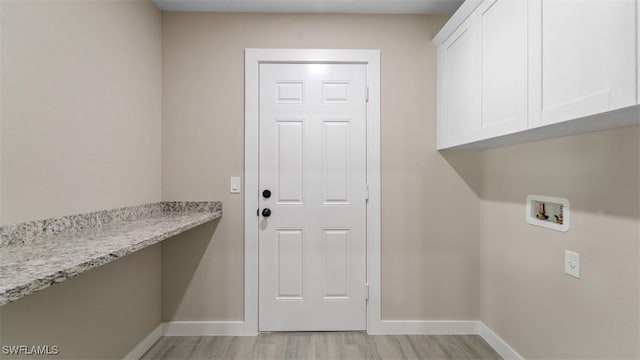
[{"left": 565, "top": 250, "right": 580, "bottom": 279}]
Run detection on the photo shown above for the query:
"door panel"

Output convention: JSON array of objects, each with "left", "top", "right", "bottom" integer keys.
[
  {"left": 276, "top": 120, "right": 304, "bottom": 204},
  {"left": 477, "top": 0, "right": 528, "bottom": 136},
  {"left": 323, "top": 229, "right": 350, "bottom": 299},
  {"left": 436, "top": 16, "right": 481, "bottom": 149},
  {"left": 276, "top": 229, "right": 304, "bottom": 299},
  {"left": 446, "top": 25, "right": 478, "bottom": 138},
  {"left": 323, "top": 121, "right": 350, "bottom": 204},
  {"left": 259, "top": 63, "right": 367, "bottom": 331}
]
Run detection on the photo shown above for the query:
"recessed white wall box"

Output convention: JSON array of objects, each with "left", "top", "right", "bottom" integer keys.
[{"left": 526, "top": 195, "right": 570, "bottom": 232}]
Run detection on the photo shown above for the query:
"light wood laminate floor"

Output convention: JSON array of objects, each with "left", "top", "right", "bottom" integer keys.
[{"left": 141, "top": 333, "right": 503, "bottom": 360}]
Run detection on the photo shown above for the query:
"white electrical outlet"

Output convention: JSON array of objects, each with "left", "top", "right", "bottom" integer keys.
[
  {"left": 230, "top": 177, "right": 241, "bottom": 194},
  {"left": 565, "top": 250, "right": 580, "bottom": 279}
]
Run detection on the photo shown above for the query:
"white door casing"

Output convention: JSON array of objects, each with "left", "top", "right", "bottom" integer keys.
[
  {"left": 244, "top": 49, "right": 381, "bottom": 335},
  {"left": 258, "top": 63, "right": 367, "bottom": 331}
]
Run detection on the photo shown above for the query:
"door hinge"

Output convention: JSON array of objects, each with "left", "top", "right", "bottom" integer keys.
[
  {"left": 365, "top": 86, "right": 370, "bottom": 103},
  {"left": 365, "top": 185, "right": 370, "bottom": 201},
  {"left": 365, "top": 283, "right": 370, "bottom": 301}
]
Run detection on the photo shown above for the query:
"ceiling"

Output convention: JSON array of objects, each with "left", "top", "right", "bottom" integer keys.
[{"left": 152, "top": 0, "right": 464, "bottom": 14}]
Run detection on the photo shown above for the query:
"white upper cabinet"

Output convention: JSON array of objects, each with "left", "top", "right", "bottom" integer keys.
[
  {"left": 433, "top": 0, "right": 640, "bottom": 149},
  {"left": 528, "top": 0, "right": 637, "bottom": 127},
  {"left": 437, "top": 0, "right": 527, "bottom": 149},
  {"left": 475, "top": 0, "right": 528, "bottom": 138},
  {"left": 437, "top": 16, "right": 480, "bottom": 149}
]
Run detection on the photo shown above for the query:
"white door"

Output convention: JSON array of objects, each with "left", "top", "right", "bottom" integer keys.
[
  {"left": 528, "top": 0, "right": 636, "bottom": 127},
  {"left": 258, "top": 63, "right": 368, "bottom": 331}
]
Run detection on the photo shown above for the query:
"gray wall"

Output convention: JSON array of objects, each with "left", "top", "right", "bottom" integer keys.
[
  {"left": 161, "top": 11, "right": 640, "bottom": 358},
  {"left": 1, "top": 3, "right": 637, "bottom": 358},
  {"left": 160, "top": 12, "right": 483, "bottom": 322},
  {"left": 0, "top": 1, "right": 163, "bottom": 358},
  {"left": 0, "top": 245, "right": 162, "bottom": 359},
  {"left": 476, "top": 125, "right": 640, "bottom": 359},
  {"left": 1, "top": 0, "right": 162, "bottom": 225}
]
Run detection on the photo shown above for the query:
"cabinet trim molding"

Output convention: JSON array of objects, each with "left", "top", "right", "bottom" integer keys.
[{"left": 432, "top": 0, "right": 484, "bottom": 46}]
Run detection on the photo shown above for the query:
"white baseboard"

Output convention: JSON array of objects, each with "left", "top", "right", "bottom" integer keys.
[
  {"left": 477, "top": 322, "right": 524, "bottom": 360},
  {"left": 163, "top": 321, "right": 256, "bottom": 336},
  {"left": 126, "top": 320, "right": 521, "bottom": 360},
  {"left": 370, "top": 320, "right": 522, "bottom": 360},
  {"left": 123, "top": 323, "right": 164, "bottom": 360},
  {"left": 369, "top": 320, "right": 481, "bottom": 335}
]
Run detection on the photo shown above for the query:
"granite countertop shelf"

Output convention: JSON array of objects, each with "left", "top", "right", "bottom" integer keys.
[{"left": 0, "top": 201, "right": 222, "bottom": 306}]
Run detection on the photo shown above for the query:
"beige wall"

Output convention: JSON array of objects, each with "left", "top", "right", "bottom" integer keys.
[
  {"left": 0, "top": 245, "right": 162, "bottom": 360},
  {"left": 0, "top": 1, "right": 163, "bottom": 358},
  {"left": 475, "top": 126, "right": 640, "bottom": 359},
  {"left": 1, "top": 0, "right": 162, "bottom": 225},
  {"left": 161, "top": 12, "right": 483, "bottom": 321},
  {"left": 162, "top": 220, "right": 223, "bottom": 320},
  {"left": 3, "top": 3, "right": 634, "bottom": 358}
]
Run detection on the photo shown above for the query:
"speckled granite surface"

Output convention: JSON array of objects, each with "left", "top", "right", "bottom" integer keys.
[{"left": 0, "top": 201, "right": 222, "bottom": 306}]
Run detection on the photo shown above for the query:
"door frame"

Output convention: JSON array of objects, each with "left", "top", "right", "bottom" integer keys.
[{"left": 244, "top": 49, "right": 381, "bottom": 334}]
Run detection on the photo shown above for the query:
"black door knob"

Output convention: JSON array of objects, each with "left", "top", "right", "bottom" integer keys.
[
  {"left": 262, "top": 189, "right": 272, "bottom": 199},
  {"left": 262, "top": 208, "right": 271, "bottom": 217}
]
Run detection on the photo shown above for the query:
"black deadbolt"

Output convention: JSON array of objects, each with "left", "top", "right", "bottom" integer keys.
[
  {"left": 262, "top": 189, "right": 271, "bottom": 198},
  {"left": 262, "top": 208, "right": 272, "bottom": 217}
]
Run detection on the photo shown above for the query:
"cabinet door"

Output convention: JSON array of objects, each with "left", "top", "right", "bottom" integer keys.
[
  {"left": 437, "top": 17, "right": 480, "bottom": 149},
  {"left": 476, "top": 0, "right": 528, "bottom": 138},
  {"left": 529, "top": 0, "right": 636, "bottom": 127}
]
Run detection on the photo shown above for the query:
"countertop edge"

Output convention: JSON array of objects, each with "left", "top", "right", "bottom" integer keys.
[{"left": 0, "top": 204, "right": 222, "bottom": 306}]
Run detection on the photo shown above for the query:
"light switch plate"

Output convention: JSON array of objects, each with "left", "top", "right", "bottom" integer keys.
[
  {"left": 230, "top": 177, "right": 241, "bottom": 194},
  {"left": 565, "top": 250, "right": 580, "bottom": 279}
]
